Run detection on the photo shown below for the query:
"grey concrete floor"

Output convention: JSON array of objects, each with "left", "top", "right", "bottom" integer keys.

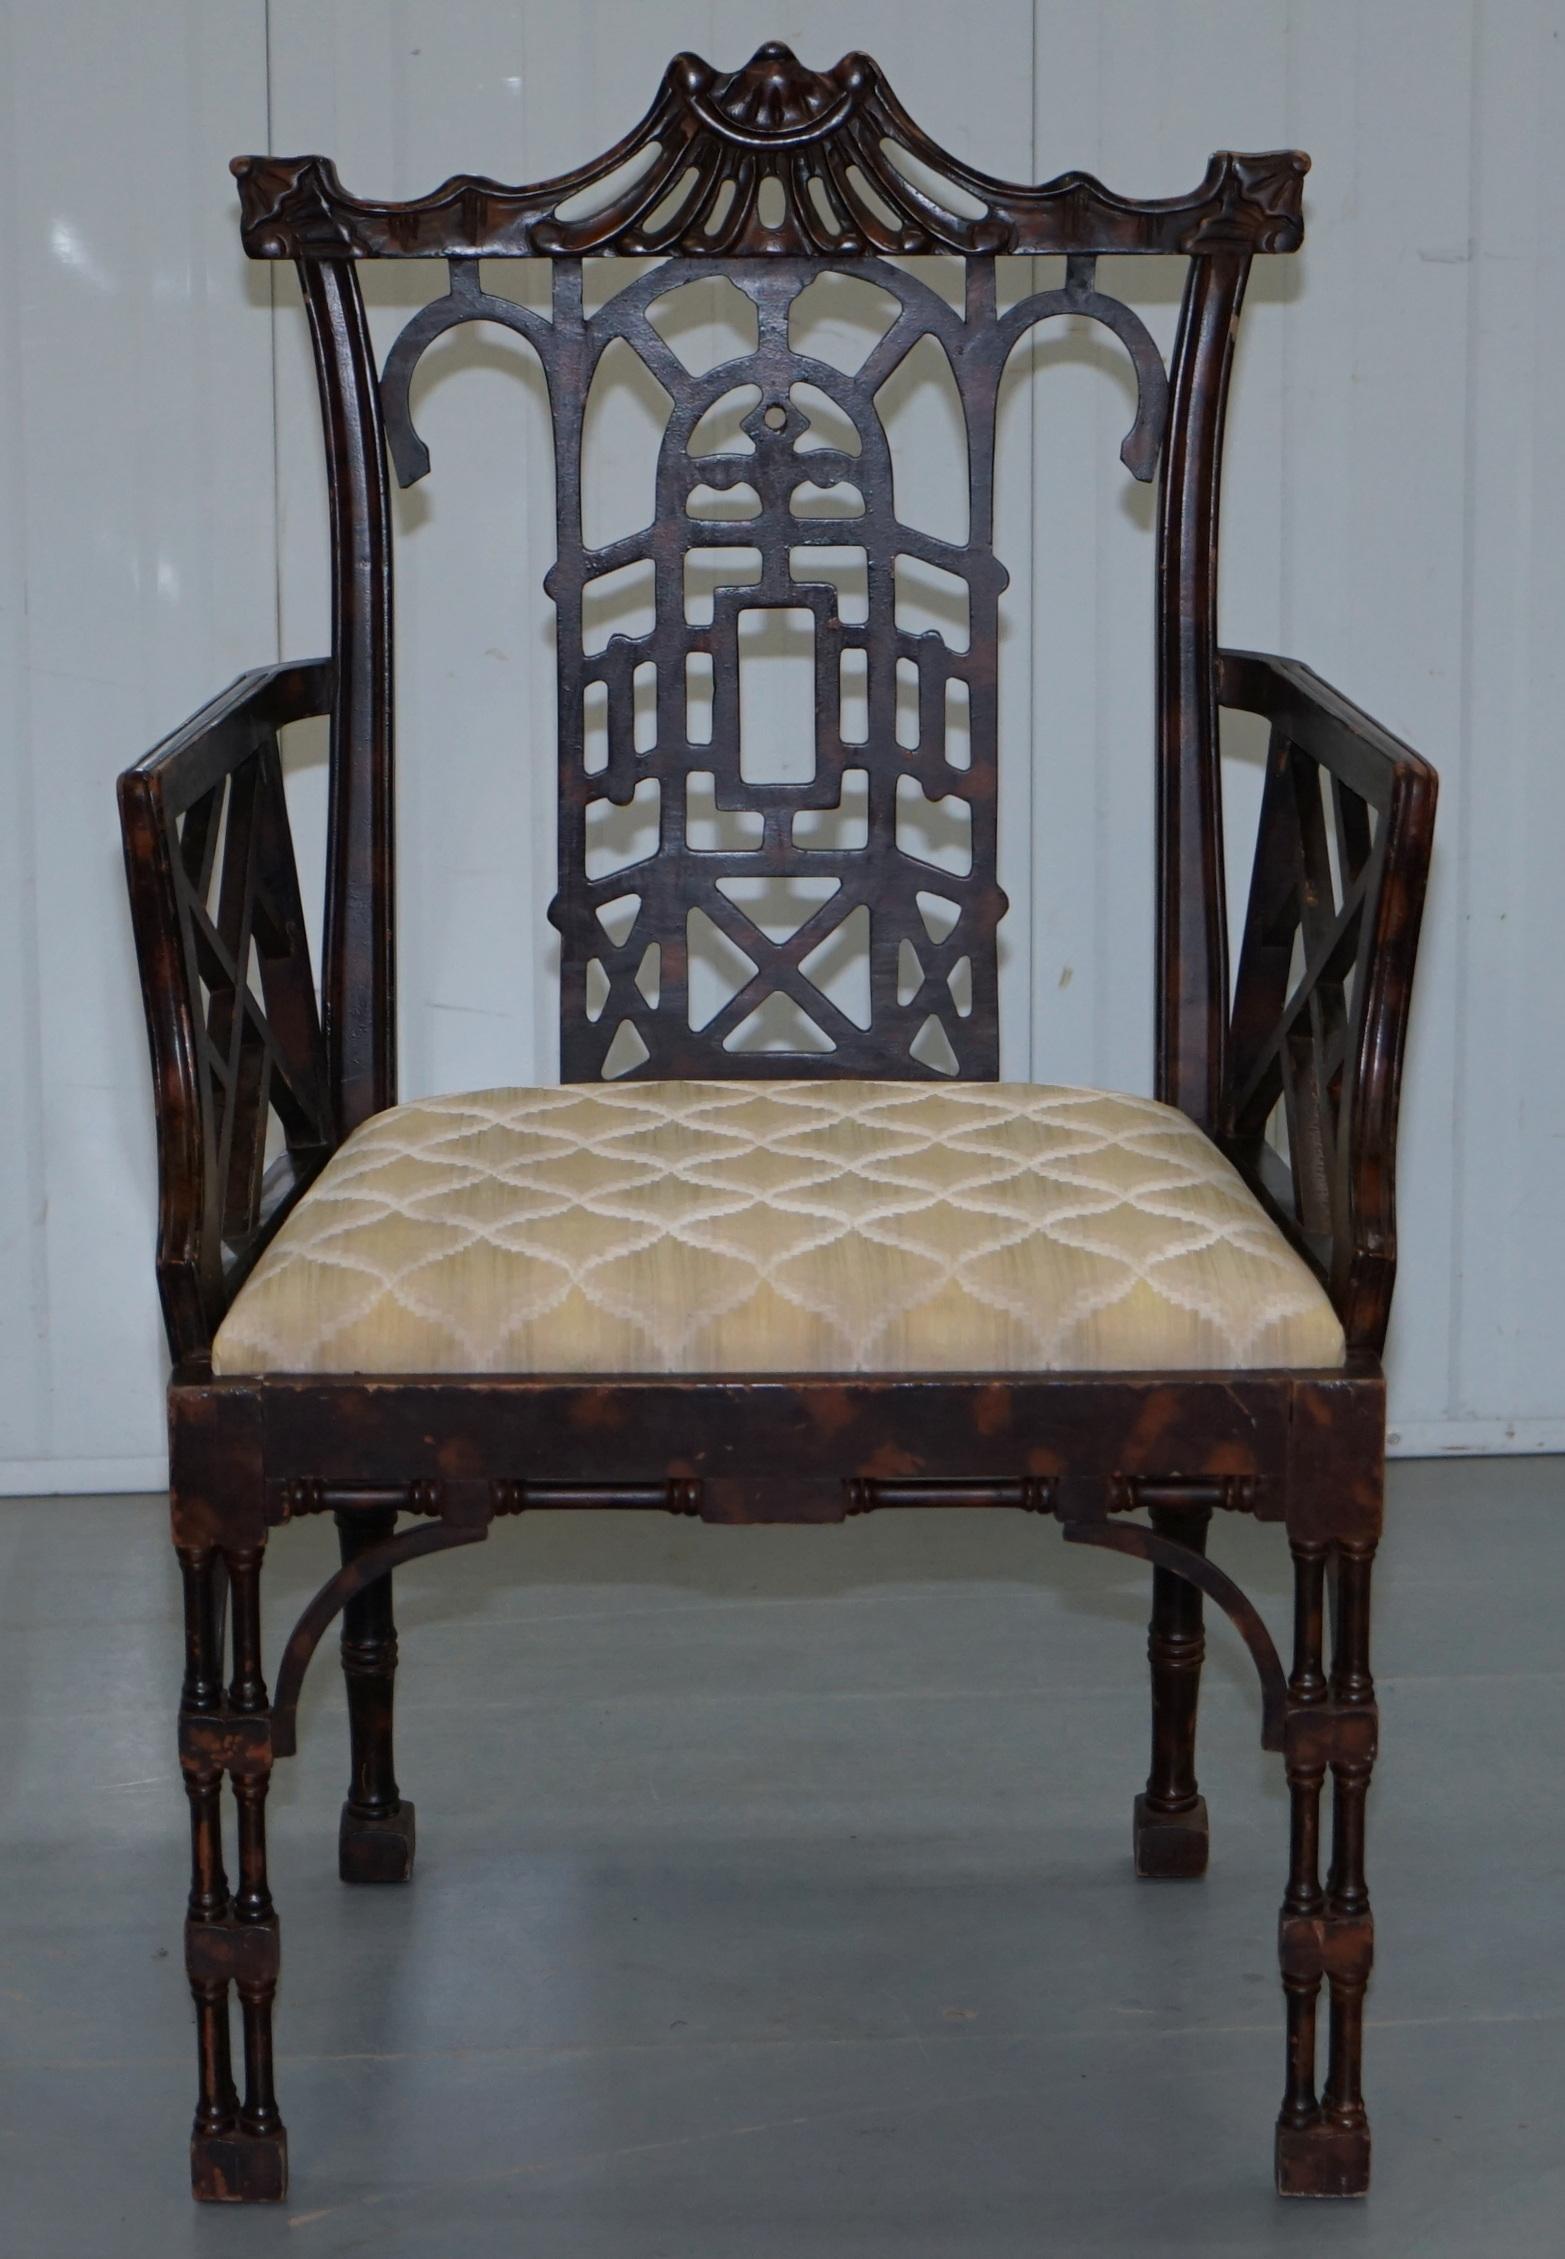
[{"left": 0, "top": 1458, "right": 1560, "bottom": 2256}]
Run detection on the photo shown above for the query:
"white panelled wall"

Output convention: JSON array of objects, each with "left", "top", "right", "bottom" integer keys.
[{"left": 3, "top": 0, "right": 1562, "bottom": 1491}]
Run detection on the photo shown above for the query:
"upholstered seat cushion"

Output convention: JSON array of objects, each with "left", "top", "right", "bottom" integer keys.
[{"left": 211, "top": 1080, "right": 1345, "bottom": 1378}]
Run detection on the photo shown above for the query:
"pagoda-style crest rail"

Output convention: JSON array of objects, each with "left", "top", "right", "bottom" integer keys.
[{"left": 233, "top": 40, "right": 1308, "bottom": 262}]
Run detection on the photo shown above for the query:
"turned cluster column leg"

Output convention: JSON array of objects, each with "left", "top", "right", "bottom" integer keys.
[
  {"left": 1134, "top": 1503, "right": 1212, "bottom": 1878},
  {"left": 178, "top": 1540, "right": 287, "bottom": 2203},
  {"left": 1276, "top": 1536, "right": 1377, "bottom": 2198},
  {"left": 1278, "top": 1539, "right": 1328, "bottom": 2145},
  {"left": 335, "top": 1505, "right": 415, "bottom": 1883},
  {"left": 180, "top": 1548, "right": 238, "bottom": 2145},
  {"left": 1321, "top": 1541, "right": 1376, "bottom": 2155}
]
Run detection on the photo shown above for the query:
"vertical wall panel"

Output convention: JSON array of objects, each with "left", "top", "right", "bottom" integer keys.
[
  {"left": 1286, "top": 1, "right": 1477, "bottom": 1443},
  {"left": 1029, "top": 3, "right": 1293, "bottom": 1096},
  {"left": 1020, "top": 12, "right": 1104, "bottom": 1084},
  {"left": 0, "top": 3, "right": 49, "bottom": 1472},
  {"left": 0, "top": 0, "right": 274, "bottom": 1492},
  {"left": 2, "top": 0, "right": 1563, "bottom": 1485},
  {"left": 1445, "top": 0, "right": 1565, "bottom": 1447}
]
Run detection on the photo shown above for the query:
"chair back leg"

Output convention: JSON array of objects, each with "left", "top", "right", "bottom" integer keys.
[
  {"left": 336, "top": 1504, "right": 416, "bottom": 1883},
  {"left": 1134, "top": 1502, "right": 1212, "bottom": 1878}
]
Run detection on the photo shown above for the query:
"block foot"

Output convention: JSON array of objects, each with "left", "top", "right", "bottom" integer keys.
[
  {"left": 191, "top": 2126, "right": 288, "bottom": 2203},
  {"left": 1133, "top": 1790, "right": 1209, "bottom": 1879},
  {"left": 338, "top": 1797, "right": 415, "bottom": 1885},
  {"left": 1275, "top": 2118, "right": 1371, "bottom": 2198}
]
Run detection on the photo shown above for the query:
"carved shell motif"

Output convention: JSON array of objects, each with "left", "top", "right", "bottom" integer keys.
[{"left": 534, "top": 43, "right": 1016, "bottom": 257}]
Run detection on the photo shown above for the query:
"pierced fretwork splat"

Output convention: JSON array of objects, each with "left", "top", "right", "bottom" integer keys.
[{"left": 381, "top": 249, "right": 1169, "bottom": 1081}]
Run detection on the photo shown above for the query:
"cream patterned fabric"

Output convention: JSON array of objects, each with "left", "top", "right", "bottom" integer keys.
[{"left": 212, "top": 1081, "right": 1345, "bottom": 1378}]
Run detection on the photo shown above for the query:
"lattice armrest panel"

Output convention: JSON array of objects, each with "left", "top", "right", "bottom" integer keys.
[
  {"left": 1219, "top": 652, "right": 1437, "bottom": 1350},
  {"left": 119, "top": 664, "right": 336, "bottom": 1360}
]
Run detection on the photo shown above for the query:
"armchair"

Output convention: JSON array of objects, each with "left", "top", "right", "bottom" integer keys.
[{"left": 119, "top": 44, "right": 1435, "bottom": 2207}]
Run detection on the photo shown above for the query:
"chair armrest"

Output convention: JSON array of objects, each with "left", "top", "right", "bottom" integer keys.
[
  {"left": 1217, "top": 649, "right": 1438, "bottom": 1352},
  {"left": 118, "top": 661, "right": 336, "bottom": 1363}
]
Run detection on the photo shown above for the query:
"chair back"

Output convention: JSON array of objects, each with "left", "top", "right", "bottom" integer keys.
[{"left": 235, "top": 43, "right": 1306, "bottom": 1122}]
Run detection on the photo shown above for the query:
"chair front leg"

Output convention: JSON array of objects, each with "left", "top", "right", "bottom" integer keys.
[
  {"left": 1134, "top": 1502, "right": 1212, "bottom": 1877},
  {"left": 179, "top": 1548, "right": 238, "bottom": 2151},
  {"left": 335, "top": 1505, "right": 415, "bottom": 1882},
  {"left": 1276, "top": 1536, "right": 1376, "bottom": 2198},
  {"left": 178, "top": 1541, "right": 288, "bottom": 2202}
]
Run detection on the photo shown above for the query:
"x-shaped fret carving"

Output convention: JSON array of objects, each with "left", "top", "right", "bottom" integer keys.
[
  {"left": 691, "top": 883, "right": 871, "bottom": 1054},
  {"left": 1228, "top": 734, "right": 1384, "bottom": 1245},
  {"left": 168, "top": 745, "right": 332, "bottom": 1253}
]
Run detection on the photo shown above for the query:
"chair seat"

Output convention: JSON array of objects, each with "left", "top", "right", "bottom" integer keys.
[{"left": 211, "top": 1080, "right": 1345, "bottom": 1379}]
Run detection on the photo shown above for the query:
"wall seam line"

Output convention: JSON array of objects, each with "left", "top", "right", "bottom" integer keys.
[
  {"left": 0, "top": 0, "right": 52, "bottom": 1463},
  {"left": 1026, "top": 0, "right": 1039, "bottom": 1079},
  {"left": 264, "top": 0, "right": 284, "bottom": 670},
  {"left": 1445, "top": 0, "right": 1484, "bottom": 1419}
]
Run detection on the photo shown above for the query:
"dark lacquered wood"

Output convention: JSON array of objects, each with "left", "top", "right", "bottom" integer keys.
[
  {"left": 1219, "top": 650, "right": 1438, "bottom": 1353},
  {"left": 1280, "top": 1537, "right": 1329, "bottom": 2133},
  {"left": 334, "top": 1506, "right": 415, "bottom": 1882},
  {"left": 173, "top": 1535, "right": 287, "bottom": 2200},
  {"left": 1155, "top": 254, "right": 1248, "bottom": 1130},
  {"left": 1274, "top": 1533, "right": 1378, "bottom": 2196},
  {"left": 298, "top": 260, "right": 396, "bottom": 1138},
  {"left": 231, "top": 44, "right": 1305, "bottom": 264},
  {"left": 116, "top": 44, "right": 1437, "bottom": 2208},
  {"left": 118, "top": 664, "right": 336, "bottom": 1362},
  {"left": 270, "top": 1513, "right": 488, "bottom": 1760},
  {"left": 1136, "top": 1501, "right": 1213, "bottom": 1877},
  {"left": 1062, "top": 1509, "right": 1287, "bottom": 1751}
]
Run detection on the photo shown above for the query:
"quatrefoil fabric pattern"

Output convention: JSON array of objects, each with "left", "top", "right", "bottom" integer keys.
[{"left": 212, "top": 1081, "right": 1345, "bottom": 1378}]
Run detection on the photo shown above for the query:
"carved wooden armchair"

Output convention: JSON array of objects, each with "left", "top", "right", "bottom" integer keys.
[{"left": 118, "top": 45, "right": 1436, "bottom": 2207}]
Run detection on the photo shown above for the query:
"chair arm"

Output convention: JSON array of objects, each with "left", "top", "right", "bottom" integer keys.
[
  {"left": 1217, "top": 649, "right": 1438, "bottom": 1352},
  {"left": 118, "top": 661, "right": 336, "bottom": 1363}
]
